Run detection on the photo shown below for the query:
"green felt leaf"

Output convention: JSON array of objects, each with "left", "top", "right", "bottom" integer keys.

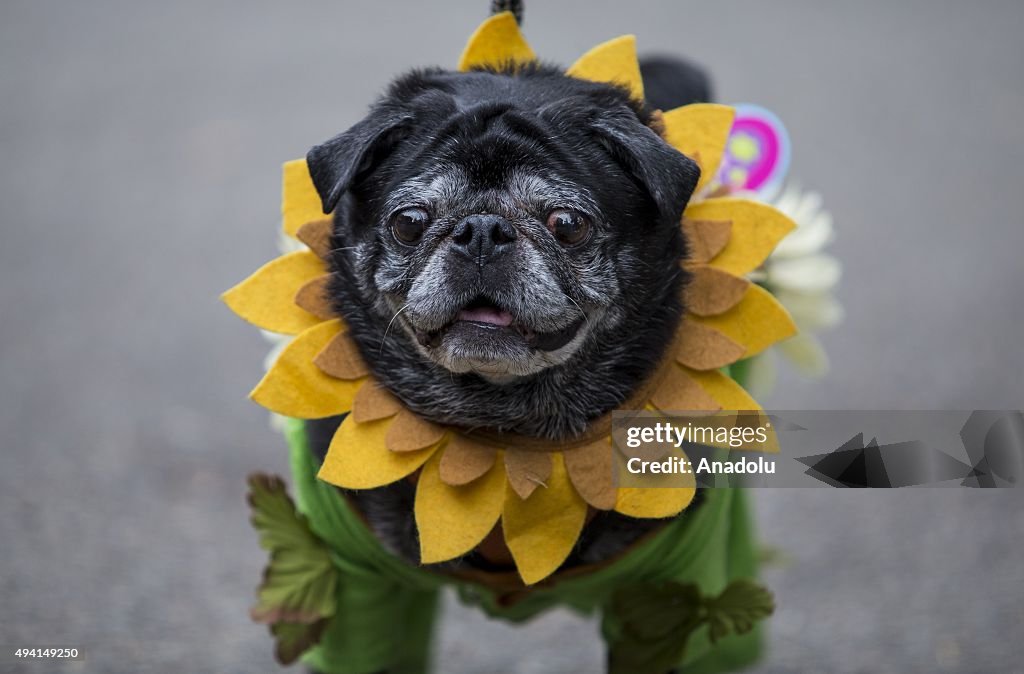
[
  {"left": 247, "top": 473, "right": 339, "bottom": 662},
  {"left": 271, "top": 619, "right": 329, "bottom": 666},
  {"left": 610, "top": 582, "right": 703, "bottom": 674},
  {"left": 609, "top": 579, "right": 774, "bottom": 674},
  {"left": 249, "top": 473, "right": 325, "bottom": 554},
  {"left": 609, "top": 630, "right": 692, "bottom": 674},
  {"left": 613, "top": 582, "right": 703, "bottom": 642},
  {"left": 705, "top": 579, "right": 775, "bottom": 644}
]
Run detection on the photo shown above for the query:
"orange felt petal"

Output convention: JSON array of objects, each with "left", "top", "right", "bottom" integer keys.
[
  {"left": 318, "top": 415, "right": 438, "bottom": 489},
  {"left": 294, "top": 274, "right": 336, "bottom": 320},
  {"left": 504, "top": 450, "right": 553, "bottom": 500},
  {"left": 694, "top": 284, "right": 797, "bottom": 358},
  {"left": 675, "top": 318, "right": 746, "bottom": 371},
  {"left": 385, "top": 409, "right": 447, "bottom": 453},
  {"left": 250, "top": 319, "right": 362, "bottom": 418},
  {"left": 222, "top": 250, "right": 326, "bottom": 335},
  {"left": 649, "top": 364, "right": 721, "bottom": 413},
  {"left": 296, "top": 218, "right": 333, "bottom": 260},
  {"left": 351, "top": 382, "right": 403, "bottom": 423},
  {"left": 415, "top": 451, "right": 506, "bottom": 563},
  {"left": 313, "top": 332, "right": 370, "bottom": 380},
  {"left": 682, "top": 217, "right": 732, "bottom": 265},
  {"left": 685, "top": 265, "right": 750, "bottom": 317},
  {"left": 439, "top": 435, "right": 498, "bottom": 486},
  {"left": 563, "top": 439, "right": 617, "bottom": 510}
]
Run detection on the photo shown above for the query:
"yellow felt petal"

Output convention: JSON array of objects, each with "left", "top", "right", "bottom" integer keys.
[
  {"left": 502, "top": 454, "right": 588, "bottom": 585},
  {"left": 685, "top": 367, "right": 762, "bottom": 411},
  {"left": 685, "top": 198, "right": 796, "bottom": 276},
  {"left": 457, "top": 12, "right": 536, "bottom": 72},
  {"left": 250, "top": 320, "right": 362, "bottom": 418},
  {"left": 566, "top": 35, "right": 644, "bottom": 101},
  {"left": 695, "top": 284, "right": 797, "bottom": 357},
  {"left": 318, "top": 416, "right": 439, "bottom": 489},
  {"left": 415, "top": 450, "right": 506, "bottom": 563},
  {"left": 222, "top": 251, "right": 326, "bottom": 334},
  {"left": 613, "top": 441, "right": 696, "bottom": 519},
  {"left": 683, "top": 368, "right": 778, "bottom": 452},
  {"left": 614, "top": 483, "right": 695, "bottom": 519},
  {"left": 282, "top": 159, "right": 326, "bottom": 238},
  {"left": 661, "top": 104, "right": 735, "bottom": 193}
]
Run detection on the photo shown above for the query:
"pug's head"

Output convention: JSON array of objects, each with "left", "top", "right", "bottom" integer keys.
[{"left": 307, "top": 65, "right": 699, "bottom": 437}]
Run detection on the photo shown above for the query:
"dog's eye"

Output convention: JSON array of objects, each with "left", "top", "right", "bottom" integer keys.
[
  {"left": 545, "top": 209, "right": 591, "bottom": 247},
  {"left": 391, "top": 207, "right": 430, "bottom": 245}
]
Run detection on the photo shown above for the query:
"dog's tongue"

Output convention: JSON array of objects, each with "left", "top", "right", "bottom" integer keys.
[{"left": 458, "top": 306, "right": 513, "bottom": 326}]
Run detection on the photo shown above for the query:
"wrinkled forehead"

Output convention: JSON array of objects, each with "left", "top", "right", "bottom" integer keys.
[
  {"left": 384, "top": 157, "right": 599, "bottom": 218},
  {"left": 377, "top": 74, "right": 619, "bottom": 217}
]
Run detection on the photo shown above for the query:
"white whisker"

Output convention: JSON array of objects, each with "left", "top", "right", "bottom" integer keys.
[
  {"left": 380, "top": 303, "right": 411, "bottom": 355},
  {"left": 566, "top": 295, "right": 591, "bottom": 332}
]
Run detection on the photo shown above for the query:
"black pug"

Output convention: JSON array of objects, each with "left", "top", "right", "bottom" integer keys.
[{"left": 303, "top": 56, "right": 714, "bottom": 670}]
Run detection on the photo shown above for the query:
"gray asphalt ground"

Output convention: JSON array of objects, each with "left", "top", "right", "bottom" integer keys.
[{"left": 2, "top": 1, "right": 1023, "bottom": 672}]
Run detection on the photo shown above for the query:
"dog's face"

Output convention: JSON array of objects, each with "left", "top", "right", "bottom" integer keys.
[{"left": 307, "top": 66, "right": 699, "bottom": 434}]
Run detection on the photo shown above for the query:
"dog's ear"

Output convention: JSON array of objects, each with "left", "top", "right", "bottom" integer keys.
[
  {"left": 590, "top": 108, "right": 700, "bottom": 224},
  {"left": 306, "top": 111, "right": 413, "bottom": 213}
]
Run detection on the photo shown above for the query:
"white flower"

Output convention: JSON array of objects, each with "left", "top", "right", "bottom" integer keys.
[
  {"left": 745, "top": 184, "right": 843, "bottom": 393},
  {"left": 766, "top": 184, "right": 841, "bottom": 294}
]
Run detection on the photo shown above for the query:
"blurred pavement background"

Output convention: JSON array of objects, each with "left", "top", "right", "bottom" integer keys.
[{"left": 2, "top": 1, "right": 1023, "bottom": 672}]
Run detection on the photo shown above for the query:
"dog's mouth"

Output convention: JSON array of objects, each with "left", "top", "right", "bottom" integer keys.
[{"left": 412, "top": 295, "right": 586, "bottom": 353}]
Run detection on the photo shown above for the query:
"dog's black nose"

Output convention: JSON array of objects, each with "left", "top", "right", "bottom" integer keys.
[{"left": 451, "top": 214, "right": 517, "bottom": 265}]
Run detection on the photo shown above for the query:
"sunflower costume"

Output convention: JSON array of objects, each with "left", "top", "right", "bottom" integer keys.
[{"left": 227, "top": 12, "right": 798, "bottom": 674}]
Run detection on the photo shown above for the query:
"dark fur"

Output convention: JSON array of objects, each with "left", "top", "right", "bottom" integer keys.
[{"left": 304, "top": 58, "right": 710, "bottom": 569}]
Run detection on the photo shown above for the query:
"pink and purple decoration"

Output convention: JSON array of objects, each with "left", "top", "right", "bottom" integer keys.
[{"left": 716, "top": 104, "right": 791, "bottom": 200}]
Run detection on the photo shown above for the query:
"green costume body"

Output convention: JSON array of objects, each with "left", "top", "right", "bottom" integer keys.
[{"left": 282, "top": 419, "right": 765, "bottom": 674}]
